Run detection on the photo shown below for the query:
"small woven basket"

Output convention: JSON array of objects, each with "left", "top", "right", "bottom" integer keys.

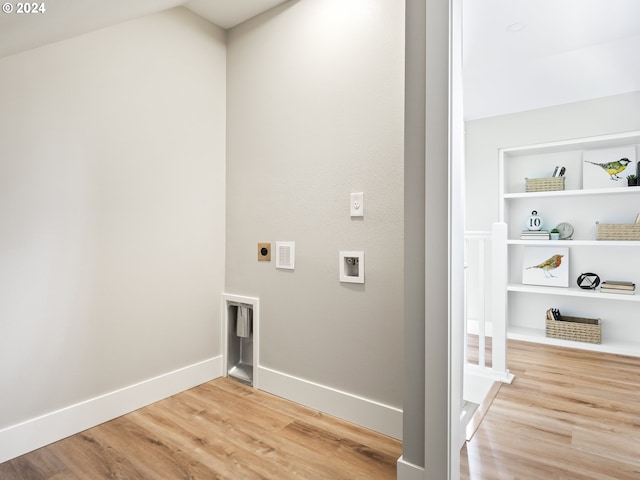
[
  {"left": 525, "top": 177, "right": 565, "bottom": 192},
  {"left": 596, "top": 222, "right": 640, "bottom": 241},
  {"left": 545, "top": 315, "right": 601, "bottom": 344}
]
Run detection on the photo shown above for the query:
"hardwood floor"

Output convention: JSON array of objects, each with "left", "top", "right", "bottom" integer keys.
[
  {"left": 461, "top": 339, "right": 640, "bottom": 480},
  {"left": 5, "top": 341, "right": 639, "bottom": 479},
  {"left": 0, "top": 378, "right": 401, "bottom": 479}
]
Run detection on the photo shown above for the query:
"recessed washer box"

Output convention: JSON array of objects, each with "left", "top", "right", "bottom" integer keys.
[{"left": 339, "top": 251, "right": 364, "bottom": 283}]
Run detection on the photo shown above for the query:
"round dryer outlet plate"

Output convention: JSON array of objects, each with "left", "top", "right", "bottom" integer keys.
[{"left": 257, "top": 242, "right": 271, "bottom": 261}]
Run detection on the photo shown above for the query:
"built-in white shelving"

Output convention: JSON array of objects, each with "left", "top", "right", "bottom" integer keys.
[
  {"left": 507, "top": 283, "right": 640, "bottom": 301},
  {"left": 499, "top": 130, "right": 640, "bottom": 357},
  {"left": 508, "top": 240, "right": 640, "bottom": 247},
  {"left": 504, "top": 185, "right": 640, "bottom": 199},
  {"left": 507, "top": 326, "right": 639, "bottom": 356}
]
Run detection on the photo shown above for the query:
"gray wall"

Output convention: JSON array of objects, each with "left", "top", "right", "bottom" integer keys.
[
  {"left": 403, "top": 0, "right": 426, "bottom": 467},
  {"left": 466, "top": 91, "right": 640, "bottom": 231},
  {"left": 225, "top": 0, "right": 405, "bottom": 407},
  {"left": 423, "top": 0, "right": 451, "bottom": 476},
  {"left": 0, "top": 8, "right": 227, "bottom": 428},
  {"left": 403, "top": 1, "right": 451, "bottom": 474}
]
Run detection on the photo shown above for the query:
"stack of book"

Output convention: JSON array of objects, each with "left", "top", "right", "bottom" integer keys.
[
  {"left": 520, "top": 230, "right": 550, "bottom": 240},
  {"left": 600, "top": 280, "right": 636, "bottom": 295}
]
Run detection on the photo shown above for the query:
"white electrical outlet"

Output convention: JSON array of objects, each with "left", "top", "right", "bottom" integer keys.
[{"left": 350, "top": 192, "right": 364, "bottom": 217}]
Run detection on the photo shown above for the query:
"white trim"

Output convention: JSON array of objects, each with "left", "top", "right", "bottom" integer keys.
[
  {"left": 450, "top": 0, "right": 465, "bottom": 472},
  {"left": 0, "top": 355, "right": 222, "bottom": 464},
  {"left": 465, "top": 364, "right": 514, "bottom": 384},
  {"left": 397, "top": 455, "right": 425, "bottom": 480},
  {"left": 257, "top": 365, "right": 402, "bottom": 440},
  {"left": 222, "top": 293, "right": 260, "bottom": 388}
]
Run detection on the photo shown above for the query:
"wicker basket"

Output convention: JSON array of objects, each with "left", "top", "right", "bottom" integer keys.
[
  {"left": 545, "top": 315, "right": 601, "bottom": 344},
  {"left": 525, "top": 177, "right": 565, "bottom": 192},
  {"left": 596, "top": 222, "right": 640, "bottom": 241}
]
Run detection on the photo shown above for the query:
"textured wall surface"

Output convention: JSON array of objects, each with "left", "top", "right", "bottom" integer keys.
[
  {"left": 0, "top": 8, "right": 227, "bottom": 428},
  {"left": 226, "top": 0, "right": 405, "bottom": 407}
]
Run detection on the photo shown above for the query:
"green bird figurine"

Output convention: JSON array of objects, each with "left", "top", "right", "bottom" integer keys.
[{"left": 526, "top": 254, "right": 564, "bottom": 278}]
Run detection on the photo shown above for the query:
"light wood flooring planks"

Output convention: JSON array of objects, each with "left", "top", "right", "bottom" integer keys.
[
  {"left": 461, "top": 339, "right": 640, "bottom": 480},
  {"left": 6, "top": 340, "right": 638, "bottom": 479},
  {"left": 0, "top": 378, "right": 401, "bottom": 479}
]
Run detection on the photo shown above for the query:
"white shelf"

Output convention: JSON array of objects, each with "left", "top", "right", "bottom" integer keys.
[
  {"left": 507, "top": 283, "right": 640, "bottom": 301},
  {"left": 507, "top": 326, "right": 640, "bottom": 357},
  {"left": 504, "top": 186, "right": 640, "bottom": 199},
  {"left": 499, "top": 131, "right": 640, "bottom": 358},
  {"left": 502, "top": 131, "right": 640, "bottom": 157},
  {"left": 508, "top": 239, "right": 640, "bottom": 247}
]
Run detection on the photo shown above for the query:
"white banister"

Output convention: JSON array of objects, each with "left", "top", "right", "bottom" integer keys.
[
  {"left": 490, "top": 222, "right": 511, "bottom": 381},
  {"left": 464, "top": 231, "right": 488, "bottom": 369},
  {"left": 464, "top": 224, "right": 513, "bottom": 384},
  {"left": 477, "top": 236, "right": 486, "bottom": 369}
]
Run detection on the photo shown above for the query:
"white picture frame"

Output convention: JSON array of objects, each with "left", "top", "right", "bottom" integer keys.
[
  {"left": 522, "top": 246, "right": 569, "bottom": 287},
  {"left": 582, "top": 146, "right": 636, "bottom": 189}
]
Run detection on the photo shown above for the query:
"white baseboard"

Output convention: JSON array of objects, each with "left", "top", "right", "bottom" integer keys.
[
  {"left": 397, "top": 455, "right": 425, "bottom": 480},
  {"left": 257, "top": 365, "right": 402, "bottom": 440},
  {"left": 0, "top": 355, "right": 223, "bottom": 464}
]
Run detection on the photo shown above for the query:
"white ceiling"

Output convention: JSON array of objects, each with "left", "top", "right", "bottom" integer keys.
[
  {"left": 1, "top": 0, "right": 639, "bottom": 120},
  {"left": 185, "top": 0, "right": 288, "bottom": 29},
  {"left": 463, "top": 0, "right": 640, "bottom": 119},
  {"left": 0, "top": 0, "right": 289, "bottom": 59}
]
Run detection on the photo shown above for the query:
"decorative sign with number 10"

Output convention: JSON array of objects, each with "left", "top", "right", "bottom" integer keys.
[{"left": 527, "top": 210, "right": 542, "bottom": 231}]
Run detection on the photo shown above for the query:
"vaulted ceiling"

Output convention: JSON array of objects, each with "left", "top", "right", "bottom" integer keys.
[
  {"left": 1, "top": 0, "right": 639, "bottom": 120},
  {"left": 0, "top": 0, "right": 289, "bottom": 58}
]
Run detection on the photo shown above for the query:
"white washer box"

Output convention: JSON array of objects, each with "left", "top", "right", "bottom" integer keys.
[{"left": 339, "top": 251, "right": 364, "bottom": 284}]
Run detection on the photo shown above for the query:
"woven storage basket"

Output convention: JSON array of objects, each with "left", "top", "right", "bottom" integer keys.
[
  {"left": 596, "top": 222, "right": 640, "bottom": 241},
  {"left": 545, "top": 316, "right": 601, "bottom": 344},
  {"left": 525, "top": 177, "right": 565, "bottom": 192}
]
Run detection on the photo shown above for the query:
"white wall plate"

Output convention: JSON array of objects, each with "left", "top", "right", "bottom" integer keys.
[
  {"left": 276, "top": 241, "right": 295, "bottom": 269},
  {"left": 339, "top": 251, "right": 364, "bottom": 283}
]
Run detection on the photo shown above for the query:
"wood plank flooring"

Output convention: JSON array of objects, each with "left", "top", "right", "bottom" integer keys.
[
  {"left": 0, "top": 378, "right": 401, "bottom": 479},
  {"left": 5, "top": 340, "right": 639, "bottom": 479},
  {"left": 461, "top": 339, "right": 640, "bottom": 480}
]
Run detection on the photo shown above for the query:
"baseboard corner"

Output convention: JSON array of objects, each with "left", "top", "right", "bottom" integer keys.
[
  {"left": 0, "top": 355, "right": 223, "bottom": 464},
  {"left": 397, "top": 455, "right": 425, "bottom": 480}
]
